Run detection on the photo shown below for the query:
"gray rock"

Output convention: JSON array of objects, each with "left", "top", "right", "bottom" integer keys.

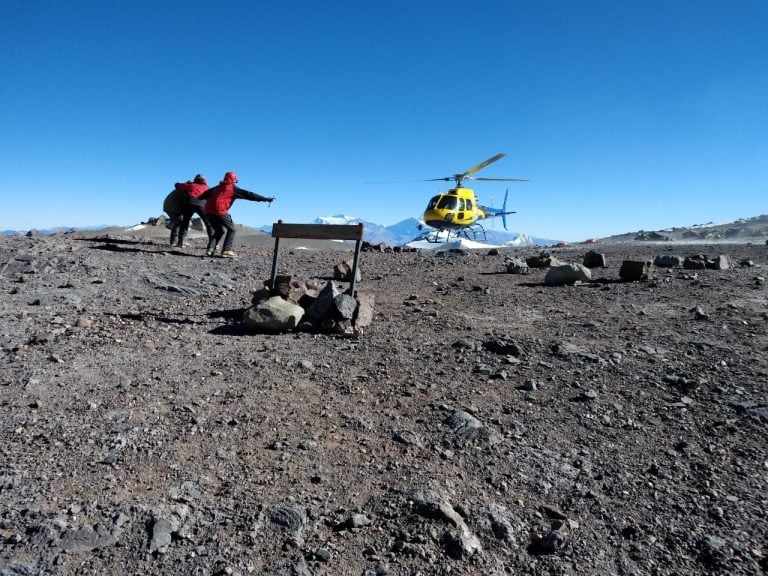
[
  {"left": 444, "top": 411, "right": 483, "bottom": 436},
  {"left": 444, "top": 411, "right": 502, "bottom": 445},
  {"left": 409, "top": 489, "right": 482, "bottom": 559},
  {"left": 619, "top": 260, "right": 652, "bottom": 281},
  {"left": 486, "top": 504, "right": 519, "bottom": 545},
  {"left": 243, "top": 296, "right": 304, "bottom": 332},
  {"left": 707, "top": 254, "right": 730, "bottom": 270},
  {"left": 0, "top": 562, "right": 41, "bottom": 576},
  {"left": 270, "top": 504, "right": 307, "bottom": 533},
  {"left": 544, "top": 263, "right": 592, "bottom": 286},
  {"left": 529, "top": 528, "right": 567, "bottom": 555},
  {"left": 354, "top": 291, "right": 375, "bottom": 329},
  {"left": 333, "top": 293, "right": 357, "bottom": 320},
  {"left": 306, "top": 280, "right": 341, "bottom": 323},
  {"left": 582, "top": 251, "right": 606, "bottom": 268},
  {"left": 653, "top": 254, "right": 684, "bottom": 268},
  {"left": 148, "top": 505, "right": 189, "bottom": 553},
  {"left": 505, "top": 257, "right": 530, "bottom": 275},
  {"left": 60, "top": 520, "right": 122, "bottom": 552},
  {"left": 698, "top": 534, "right": 731, "bottom": 567},
  {"left": 333, "top": 260, "right": 361, "bottom": 282},
  {"left": 149, "top": 517, "right": 174, "bottom": 554},
  {"left": 518, "top": 379, "right": 538, "bottom": 392},
  {"left": 340, "top": 513, "right": 372, "bottom": 530},
  {"left": 684, "top": 255, "right": 707, "bottom": 270},
  {"left": 527, "top": 252, "right": 561, "bottom": 268}
]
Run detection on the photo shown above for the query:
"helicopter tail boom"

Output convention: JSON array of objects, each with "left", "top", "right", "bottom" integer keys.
[{"left": 478, "top": 188, "right": 516, "bottom": 231}]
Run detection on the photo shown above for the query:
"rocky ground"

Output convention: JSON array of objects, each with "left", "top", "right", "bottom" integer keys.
[{"left": 0, "top": 232, "right": 767, "bottom": 575}]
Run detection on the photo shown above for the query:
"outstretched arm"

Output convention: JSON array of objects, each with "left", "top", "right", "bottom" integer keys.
[{"left": 234, "top": 186, "right": 275, "bottom": 203}]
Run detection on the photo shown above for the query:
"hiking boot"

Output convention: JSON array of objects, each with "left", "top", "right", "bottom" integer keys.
[{"left": 221, "top": 250, "right": 236, "bottom": 259}]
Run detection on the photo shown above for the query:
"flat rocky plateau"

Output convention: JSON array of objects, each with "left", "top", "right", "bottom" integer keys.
[{"left": 1, "top": 233, "right": 766, "bottom": 576}]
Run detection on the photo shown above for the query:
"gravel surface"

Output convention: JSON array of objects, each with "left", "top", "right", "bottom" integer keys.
[{"left": 1, "top": 233, "right": 767, "bottom": 575}]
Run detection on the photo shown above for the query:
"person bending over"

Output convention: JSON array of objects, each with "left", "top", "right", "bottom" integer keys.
[{"left": 174, "top": 174, "right": 212, "bottom": 247}]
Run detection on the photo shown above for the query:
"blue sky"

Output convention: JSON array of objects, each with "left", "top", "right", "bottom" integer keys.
[{"left": 1, "top": 1, "right": 766, "bottom": 240}]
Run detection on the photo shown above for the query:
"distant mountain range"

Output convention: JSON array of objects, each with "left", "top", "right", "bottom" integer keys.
[
  {"left": 2, "top": 225, "right": 113, "bottom": 236},
  {"left": 9, "top": 214, "right": 767, "bottom": 245},
  {"left": 258, "top": 215, "right": 558, "bottom": 246}
]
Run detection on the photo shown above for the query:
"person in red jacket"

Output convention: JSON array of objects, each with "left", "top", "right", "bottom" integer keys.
[
  {"left": 200, "top": 171, "right": 275, "bottom": 258},
  {"left": 174, "top": 174, "right": 212, "bottom": 247}
]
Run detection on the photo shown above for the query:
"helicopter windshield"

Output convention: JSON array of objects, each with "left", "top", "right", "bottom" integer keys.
[{"left": 436, "top": 195, "right": 460, "bottom": 210}]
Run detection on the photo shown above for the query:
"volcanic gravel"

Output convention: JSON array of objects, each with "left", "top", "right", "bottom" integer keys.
[{"left": 0, "top": 233, "right": 767, "bottom": 575}]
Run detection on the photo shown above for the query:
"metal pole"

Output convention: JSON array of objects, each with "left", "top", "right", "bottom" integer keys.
[
  {"left": 348, "top": 238, "right": 362, "bottom": 296},
  {"left": 269, "top": 236, "right": 281, "bottom": 292}
]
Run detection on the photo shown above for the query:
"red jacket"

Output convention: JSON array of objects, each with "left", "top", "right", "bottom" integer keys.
[
  {"left": 174, "top": 181, "right": 208, "bottom": 199},
  {"left": 201, "top": 182, "right": 271, "bottom": 216}
]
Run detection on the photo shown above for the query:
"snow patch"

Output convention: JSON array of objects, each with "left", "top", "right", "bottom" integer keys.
[
  {"left": 406, "top": 238, "right": 502, "bottom": 251},
  {"left": 315, "top": 215, "right": 360, "bottom": 225}
]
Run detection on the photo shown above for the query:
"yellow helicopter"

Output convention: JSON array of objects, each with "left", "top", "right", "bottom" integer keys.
[{"left": 418, "top": 153, "right": 528, "bottom": 242}]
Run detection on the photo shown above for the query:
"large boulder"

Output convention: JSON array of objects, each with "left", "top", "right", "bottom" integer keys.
[
  {"left": 243, "top": 296, "right": 304, "bottom": 332},
  {"left": 544, "top": 263, "right": 592, "bottom": 286}
]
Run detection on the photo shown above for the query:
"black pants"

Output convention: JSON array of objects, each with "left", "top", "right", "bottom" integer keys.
[
  {"left": 180, "top": 205, "right": 213, "bottom": 241},
  {"left": 165, "top": 211, "right": 184, "bottom": 245},
  {"left": 207, "top": 214, "right": 236, "bottom": 253}
]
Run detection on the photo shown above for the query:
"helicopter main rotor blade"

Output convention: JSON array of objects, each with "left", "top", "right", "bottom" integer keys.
[
  {"left": 363, "top": 179, "right": 432, "bottom": 185},
  {"left": 470, "top": 177, "right": 530, "bottom": 182},
  {"left": 460, "top": 153, "right": 507, "bottom": 178}
]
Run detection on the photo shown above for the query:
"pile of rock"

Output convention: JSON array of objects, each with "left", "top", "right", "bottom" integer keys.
[
  {"left": 653, "top": 253, "right": 730, "bottom": 270},
  {"left": 243, "top": 272, "right": 375, "bottom": 335}
]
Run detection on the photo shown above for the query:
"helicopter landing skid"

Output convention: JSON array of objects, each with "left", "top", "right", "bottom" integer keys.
[
  {"left": 456, "top": 223, "right": 487, "bottom": 242},
  {"left": 421, "top": 224, "right": 487, "bottom": 243}
]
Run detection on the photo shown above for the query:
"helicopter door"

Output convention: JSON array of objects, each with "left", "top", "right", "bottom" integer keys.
[{"left": 456, "top": 198, "right": 466, "bottom": 221}]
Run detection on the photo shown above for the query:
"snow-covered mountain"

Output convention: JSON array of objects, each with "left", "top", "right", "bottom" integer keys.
[{"left": 259, "top": 214, "right": 556, "bottom": 246}]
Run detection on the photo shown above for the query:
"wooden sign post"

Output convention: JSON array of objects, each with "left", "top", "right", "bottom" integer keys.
[{"left": 269, "top": 220, "right": 365, "bottom": 296}]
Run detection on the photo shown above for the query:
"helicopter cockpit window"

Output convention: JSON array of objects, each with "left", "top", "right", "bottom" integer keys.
[
  {"left": 436, "top": 196, "right": 459, "bottom": 210},
  {"left": 465, "top": 199, "right": 473, "bottom": 210},
  {"left": 427, "top": 196, "right": 440, "bottom": 210}
]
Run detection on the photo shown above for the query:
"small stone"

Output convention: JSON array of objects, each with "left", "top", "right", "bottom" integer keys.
[{"left": 518, "top": 379, "right": 538, "bottom": 392}]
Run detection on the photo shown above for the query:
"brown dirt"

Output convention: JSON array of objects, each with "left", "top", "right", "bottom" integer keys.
[{"left": 1, "top": 233, "right": 767, "bottom": 575}]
